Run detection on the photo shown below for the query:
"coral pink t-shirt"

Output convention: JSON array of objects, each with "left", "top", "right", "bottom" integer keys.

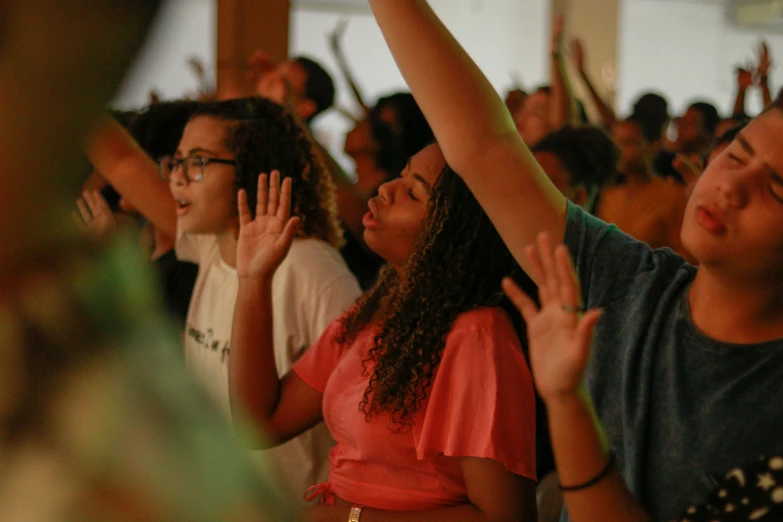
[{"left": 292, "top": 307, "right": 536, "bottom": 511}]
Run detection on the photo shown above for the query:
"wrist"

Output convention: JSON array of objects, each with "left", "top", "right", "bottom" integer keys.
[
  {"left": 237, "top": 275, "right": 273, "bottom": 290},
  {"left": 541, "top": 388, "right": 587, "bottom": 410}
]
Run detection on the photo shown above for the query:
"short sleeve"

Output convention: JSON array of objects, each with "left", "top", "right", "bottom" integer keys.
[
  {"left": 563, "top": 201, "right": 685, "bottom": 310},
  {"left": 175, "top": 220, "right": 217, "bottom": 264},
  {"left": 306, "top": 273, "right": 362, "bottom": 350},
  {"left": 291, "top": 317, "right": 351, "bottom": 394},
  {"left": 413, "top": 308, "right": 536, "bottom": 480}
]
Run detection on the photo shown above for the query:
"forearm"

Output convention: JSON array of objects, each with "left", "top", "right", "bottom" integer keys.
[
  {"left": 550, "top": 54, "right": 578, "bottom": 130},
  {"left": 369, "top": 0, "right": 519, "bottom": 174},
  {"left": 85, "top": 118, "right": 177, "bottom": 237},
  {"left": 334, "top": 50, "right": 369, "bottom": 114},
  {"left": 579, "top": 71, "right": 616, "bottom": 128},
  {"left": 228, "top": 279, "right": 281, "bottom": 438},
  {"left": 732, "top": 87, "right": 747, "bottom": 118},
  {"left": 545, "top": 391, "right": 650, "bottom": 522},
  {"left": 760, "top": 77, "right": 773, "bottom": 108}
]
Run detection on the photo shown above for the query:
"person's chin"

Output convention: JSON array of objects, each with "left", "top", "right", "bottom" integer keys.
[
  {"left": 179, "top": 217, "right": 210, "bottom": 236},
  {"left": 362, "top": 230, "right": 384, "bottom": 256}
]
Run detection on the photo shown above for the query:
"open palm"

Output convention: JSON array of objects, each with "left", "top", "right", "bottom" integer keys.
[
  {"left": 502, "top": 233, "right": 602, "bottom": 401},
  {"left": 236, "top": 171, "right": 300, "bottom": 281}
]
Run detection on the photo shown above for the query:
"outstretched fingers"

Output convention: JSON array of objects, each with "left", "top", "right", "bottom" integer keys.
[
  {"left": 277, "top": 176, "right": 293, "bottom": 222},
  {"left": 573, "top": 309, "right": 603, "bottom": 359},
  {"left": 256, "top": 173, "right": 269, "bottom": 218},
  {"left": 502, "top": 277, "right": 539, "bottom": 324},
  {"left": 554, "top": 245, "right": 581, "bottom": 312},
  {"left": 267, "top": 170, "right": 281, "bottom": 217},
  {"left": 237, "top": 188, "right": 251, "bottom": 227}
]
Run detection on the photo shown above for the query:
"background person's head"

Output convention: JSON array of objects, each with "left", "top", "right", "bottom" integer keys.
[
  {"left": 339, "top": 142, "right": 536, "bottom": 427},
  {"left": 676, "top": 101, "right": 720, "bottom": 155},
  {"left": 532, "top": 126, "right": 618, "bottom": 210},
  {"left": 372, "top": 92, "right": 434, "bottom": 160},
  {"left": 343, "top": 111, "right": 404, "bottom": 194},
  {"left": 631, "top": 92, "right": 669, "bottom": 145},
  {"left": 169, "top": 97, "right": 342, "bottom": 247},
  {"left": 613, "top": 117, "right": 652, "bottom": 177},
  {"left": 681, "top": 94, "right": 783, "bottom": 280},
  {"left": 113, "top": 100, "right": 201, "bottom": 214},
  {"left": 255, "top": 56, "right": 336, "bottom": 124},
  {"left": 518, "top": 86, "right": 551, "bottom": 146}
]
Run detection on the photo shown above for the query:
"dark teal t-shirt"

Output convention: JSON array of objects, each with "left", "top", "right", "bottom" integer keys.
[{"left": 560, "top": 201, "right": 783, "bottom": 521}]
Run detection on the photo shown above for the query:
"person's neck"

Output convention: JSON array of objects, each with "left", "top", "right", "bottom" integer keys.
[
  {"left": 622, "top": 168, "right": 653, "bottom": 188},
  {"left": 217, "top": 227, "right": 238, "bottom": 268},
  {"left": 689, "top": 268, "right": 783, "bottom": 344}
]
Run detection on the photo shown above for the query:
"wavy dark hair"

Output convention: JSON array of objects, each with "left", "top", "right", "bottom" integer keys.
[
  {"left": 192, "top": 97, "right": 344, "bottom": 248},
  {"left": 337, "top": 163, "right": 537, "bottom": 428}
]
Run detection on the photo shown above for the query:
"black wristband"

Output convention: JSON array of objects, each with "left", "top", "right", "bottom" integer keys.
[{"left": 558, "top": 452, "right": 616, "bottom": 492}]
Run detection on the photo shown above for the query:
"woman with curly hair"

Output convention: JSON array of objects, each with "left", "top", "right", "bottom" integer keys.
[
  {"left": 86, "top": 97, "right": 362, "bottom": 506},
  {"left": 231, "top": 143, "right": 539, "bottom": 520}
]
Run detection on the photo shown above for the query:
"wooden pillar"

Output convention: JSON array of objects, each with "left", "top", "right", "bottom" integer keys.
[{"left": 216, "top": 0, "right": 291, "bottom": 99}]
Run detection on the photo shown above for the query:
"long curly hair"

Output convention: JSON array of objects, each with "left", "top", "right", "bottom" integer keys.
[
  {"left": 337, "top": 163, "right": 537, "bottom": 428},
  {"left": 192, "top": 98, "right": 344, "bottom": 249}
]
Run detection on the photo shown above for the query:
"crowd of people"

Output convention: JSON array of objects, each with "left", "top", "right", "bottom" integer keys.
[{"left": 5, "top": 0, "right": 783, "bottom": 521}]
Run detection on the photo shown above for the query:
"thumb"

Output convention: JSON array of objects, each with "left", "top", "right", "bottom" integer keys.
[
  {"left": 573, "top": 309, "right": 602, "bottom": 357},
  {"left": 279, "top": 217, "right": 300, "bottom": 247}
]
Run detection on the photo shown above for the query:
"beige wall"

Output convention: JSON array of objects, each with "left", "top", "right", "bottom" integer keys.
[{"left": 217, "top": 0, "right": 291, "bottom": 99}]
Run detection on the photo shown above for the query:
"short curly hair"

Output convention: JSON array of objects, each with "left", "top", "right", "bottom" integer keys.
[
  {"left": 337, "top": 164, "right": 537, "bottom": 428},
  {"left": 192, "top": 98, "right": 343, "bottom": 248}
]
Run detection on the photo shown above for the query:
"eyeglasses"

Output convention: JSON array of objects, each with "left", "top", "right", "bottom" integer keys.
[{"left": 159, "top": 155, "right": 236, "bottom": 183}]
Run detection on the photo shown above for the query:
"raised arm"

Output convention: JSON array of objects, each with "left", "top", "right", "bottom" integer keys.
[
  {"left": 549, "top": 14, "right": 579, "bottom": 131},
  {"left": 230, "top": 172, "right": 324, "bottom": 448},
  {"left": 328, "top": 19, "right": 370, "bottom": 115},
  {"left": 571, "top": 38, "right": 616, "bottom": 129},
  {"left": 85, "top": 117, "right": 177, "bottom": 238},
  {"left": 368, "top": 0, "right": 567, "bottom": 280},
  {"left": 758, "top": 42, "right": 774, "bottom": 108},
  {"left": 502, "top": 235, "right": 652, "bottom": 522},
  {"left": 732, "top": 65, "right": 752, "bottom": 118}
]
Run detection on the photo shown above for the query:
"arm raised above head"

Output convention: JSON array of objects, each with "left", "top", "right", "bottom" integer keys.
[{"left": 369, "top": 0, "right": 567, "bottom": 282}]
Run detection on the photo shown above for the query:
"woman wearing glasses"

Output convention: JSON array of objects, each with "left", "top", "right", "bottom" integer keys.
[{"left": 87, "top": 97, "right": 362, "bottom": 506}]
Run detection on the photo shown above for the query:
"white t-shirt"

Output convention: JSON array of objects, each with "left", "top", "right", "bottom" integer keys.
[{"left": 176, "top": 230, "right": 362, "bottom": 505}]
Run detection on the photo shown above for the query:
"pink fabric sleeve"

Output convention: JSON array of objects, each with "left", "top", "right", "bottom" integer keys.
[
  {"left": 292, "top": 317, "right": 350, "bottom": 394},
  {"left": 413, "top": 308, "right": 537, "bottom": 480}
]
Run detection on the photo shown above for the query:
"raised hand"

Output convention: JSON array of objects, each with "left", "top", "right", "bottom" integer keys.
[
  {"left": 247, "top": 51, "right": 276, "bottom": 82},
  {"left": 502, "top": 233, "right": 602, "bottom": 402},
  {"left": 737, "top": 65, "right": 754, "bottom": 91},
  {"left": 328, "top": 18, "right": 349, "bottom": 55},
  {"left": 551, "top": 12, "right": 566, "bottom": 57},
  {"left": 570, "top": 38, "right": 586, "bottom": 74},
  {"left": 74, "top": 189, "right": 116, "bottom": 239},
  {"left": 236, "top": 171, "right": 300, "bottom": 282},
  {"left": 757, "top": 41, "right": 772, "bottom": 80}
]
